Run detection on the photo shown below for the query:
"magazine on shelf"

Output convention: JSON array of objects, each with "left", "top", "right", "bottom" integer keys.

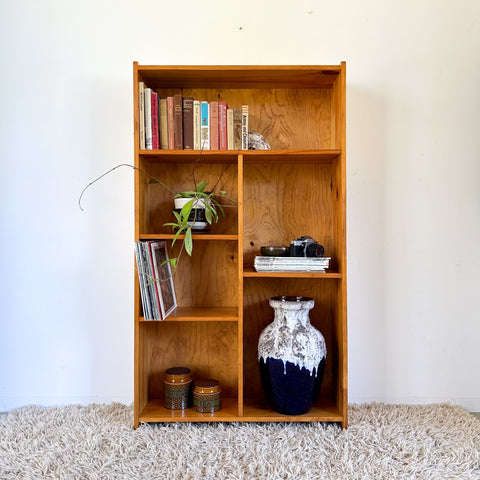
[
  {"left": 134, "top": 241, "right": 177, "bottom": 320},
  {"left": 254, "top": 256, "right": 331, "bottom": 272}
]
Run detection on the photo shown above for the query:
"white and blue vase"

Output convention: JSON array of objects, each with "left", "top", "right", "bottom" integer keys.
[{"left": 258, "top": 296, "right": 326, "bottom": 415}]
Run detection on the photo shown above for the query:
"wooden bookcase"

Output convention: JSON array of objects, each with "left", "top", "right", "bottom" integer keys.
[{"left": 133, "top": 63, "right": 347, "bottom": 428}]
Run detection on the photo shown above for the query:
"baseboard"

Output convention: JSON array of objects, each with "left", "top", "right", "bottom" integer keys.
[
  {"left": 0, "top": 395, "right": 133, "bottom": 412},
  {"left": 349, "top": 396, "right": 480, "bottom": 413}
]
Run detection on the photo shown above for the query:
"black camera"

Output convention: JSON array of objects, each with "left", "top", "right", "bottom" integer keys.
[{"left": 290, "top": 236, "right": 324, "bottom": 257}]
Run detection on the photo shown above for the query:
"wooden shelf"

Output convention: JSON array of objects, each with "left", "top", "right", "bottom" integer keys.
[
  {"left": 140, "top": 397, "right": 240, "bottom": 423},
  {"left": 139, "top": 307, "right": 239, "bottom": 322},
  {"left": 243, "top": 269, "right": 343, "bottom": 279},
  {"left": 138, "top": 149, "right": 341, "bottom": 164},
  {"left": 140, "top": 233, "right": 238, "bottom": 241},
  {"left": 139, "top": 397, "right": 344, "bottom": 424},
  {"left": 242, "top": 397, "right": 344, "bottom": 423}
]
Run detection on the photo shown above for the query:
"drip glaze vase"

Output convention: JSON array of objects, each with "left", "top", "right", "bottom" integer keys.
[{"left": 258, "top": 296, "right": 326, "bottom": 415}]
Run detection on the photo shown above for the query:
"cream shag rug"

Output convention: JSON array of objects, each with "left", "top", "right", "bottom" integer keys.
[{"left": 0, "top": 403, "right": 479, "bottom": 479}]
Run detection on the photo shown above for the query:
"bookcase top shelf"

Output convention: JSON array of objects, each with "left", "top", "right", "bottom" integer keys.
[{"left": 135, "top": 63, "right": 345, "bottom": 89}]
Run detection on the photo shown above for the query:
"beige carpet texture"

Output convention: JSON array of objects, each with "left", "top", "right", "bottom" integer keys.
[{"left": 0, "top": 402, "right": 479, "bottom": 479}]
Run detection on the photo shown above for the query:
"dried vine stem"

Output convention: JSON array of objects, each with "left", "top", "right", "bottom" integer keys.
[{"left": 78, "top": 163, "right": 176, "bottom": 212}]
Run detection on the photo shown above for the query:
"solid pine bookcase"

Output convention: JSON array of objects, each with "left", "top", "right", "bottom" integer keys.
[{"left": 133, "top": 62, "right": 347, "bottom": 428}]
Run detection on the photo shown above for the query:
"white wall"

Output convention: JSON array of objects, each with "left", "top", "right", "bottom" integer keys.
[{"left": 1, "top": 0, "right": 479, "bottom": 411}]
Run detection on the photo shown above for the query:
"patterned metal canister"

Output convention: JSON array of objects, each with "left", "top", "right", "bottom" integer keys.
[
  {"left": 164, "top": 367, "right": 192, "bottom": 410},
  {"left": 193, "top": 379, "right": 222, "bottom": 413}
]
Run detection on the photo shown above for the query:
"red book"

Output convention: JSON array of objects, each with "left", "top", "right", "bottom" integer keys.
[
  {"left": 167, "top": 97, "right": 174, "bottom": 150},
  {"left": 151, "top": 92, "right": 159, "bottom": 150},
  {"left": 218, "top": 101, "right": 228, "bottom": 150},
  {"left": 210, "top": 101, "right": 219, "bottom": 150}
]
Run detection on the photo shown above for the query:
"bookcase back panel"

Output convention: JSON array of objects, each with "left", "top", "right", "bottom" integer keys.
[
  {"left": 152, "top": 87, "right": 334, "bottom": 150},
  {"left": 170, "top": 240, "right": 238, "bottom": 308},
  {"left": 242, "top": 278, "right": 339, "bottom": 402},
  {"left": 138, "top": 159, "right": 238, "bottom": 235},
  {"left": 242, "top": 161, "right": 341, "bottom": 271},
  {"left": 141, "top": 322, "right": 239, "bottom": 400}
]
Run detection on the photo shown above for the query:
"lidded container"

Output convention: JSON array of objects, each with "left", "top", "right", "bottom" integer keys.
[
  {"left": 164, "top": 367, "right": 192, "bottom": 410},
  {"left": 193, "top": 379, "right": 222, "bottom": 413}
]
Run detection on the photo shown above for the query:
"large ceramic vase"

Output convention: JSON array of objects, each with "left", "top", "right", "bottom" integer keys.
[{"left": 258, "top": 296, "right": 326, "bottom": 415}]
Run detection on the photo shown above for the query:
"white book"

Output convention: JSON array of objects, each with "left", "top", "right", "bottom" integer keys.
[
  {"left": 138, "top": 82, "right": 145, "bottom": 149},
  {"left": 241, "top": 105, "right": 249, "bottom": 150},
  {"left": 193, "top": 100, "right": 201, "bottom": 150},
  {"left": 144, "top": 87, "right": 152, "bottom": 150}
]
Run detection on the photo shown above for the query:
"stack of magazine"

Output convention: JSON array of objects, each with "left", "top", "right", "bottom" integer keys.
[
  {"left": 254, "top": 256, "right": 331, "bottom": 273},
  {"left": 134, "top": 241, "right": 177, "bottom": 320}
]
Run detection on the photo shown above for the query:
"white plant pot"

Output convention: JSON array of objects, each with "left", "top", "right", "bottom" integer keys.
[{"left": 173, "top": 197, "right": 210, "bottom": 231}]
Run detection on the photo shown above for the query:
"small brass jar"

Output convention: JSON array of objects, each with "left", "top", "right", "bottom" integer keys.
[
  {"left": 164, "top": 367, "right": 192, "bottom": 410},
  {"left": 193, "top": 379, "right": 222, "bottom": 413}
]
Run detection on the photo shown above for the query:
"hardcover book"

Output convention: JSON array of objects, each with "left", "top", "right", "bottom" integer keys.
[
  {"left": 227, "top": 108, "right": 234, "bottom": 150},
  {"left": 151, "top": 91, "right": 159, "bottom": 150},
  {"left": 138, "top": 82, "right": 145, "bottom": 149},
  {"left": 159, "top": 98, "right": 168, "bottom": 149},
  {"left": 233, "top": 108, "right": 242, "bottom": 150},
  {"left": 144, "top": 87, "right": 152, "bottom": 150},
  {"left": 174, "top": 93, "right": 183, "bottom": 150},
  {"left": 210, "top": 101, "right": 219, "bottom": 150},
  {"left": 200, "top": 101, "right": 210, "bottom": 150},
  {"left": 182, "top": 97, "right": 194, "bottom": 150},
  {"left": 167, "top": 96, "right": 174, "bottom": 150},
  {"left": 219, "top": 101, "right": 228, "bottom": 150},
  {"left": 241, "top": 105, "right": 249, "bottom": 150},
  {"left": 193, "top": 100, "right": 201, "bottom": 150}
]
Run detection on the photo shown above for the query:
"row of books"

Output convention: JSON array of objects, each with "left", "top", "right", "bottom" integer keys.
[
  {"left": 134, "top": 241, "right": 177, "bottom": 320},
  {"left": 139, "top": 83, "right": 249, "bottom": 151},
  {"left": 254, "top": 256, "right": 331, "bottom": 273}
]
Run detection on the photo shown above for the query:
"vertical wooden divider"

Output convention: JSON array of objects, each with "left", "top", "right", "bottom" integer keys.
[{"left": 237, "top": 153, "right": 244, "bottom": 417}]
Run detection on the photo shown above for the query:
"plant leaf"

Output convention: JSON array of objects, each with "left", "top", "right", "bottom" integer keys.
[
  {"left": 205, "top": 205, "right": 213, "bottom": 223},
  {"left": 196, "top": 180, "right": 207, "bottom": 193},
  {"left": 211, "top": 198, "right": 225, "bottom": 219},
  {"left": 172, "top": 226, "right": 186, "bottom": 246},
  {"left": 180, "top": 199, "right": 194, "bottom": 222},
  {"left": 185, "top": 227, "right": 193, "bottom": 255}
]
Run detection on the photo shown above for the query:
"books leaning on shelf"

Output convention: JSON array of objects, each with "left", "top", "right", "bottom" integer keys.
[
  {"left": 134, "top": 241, "right": 177, "bottom": 320},
  {"left": 254, "top": 256, "right": 331, "bottom": 273},
  {"left": 138, "top": 90, "right": 248, "bottom": 151}
]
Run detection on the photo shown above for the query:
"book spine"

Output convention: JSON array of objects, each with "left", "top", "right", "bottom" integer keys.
[
  {"left": 159, "top": 98, "right": 168, "bottom": 149},
  {"left": 193, "top": 100, "right": 201, "bottom": 150},
  {"left": 210, "top": 101, "right": 219, "bottom": 150},
  {"left": 138, "top": 82, "right": 145, "bottom": 149},
  {"left": 182, "top": 97, "right": 194, "bottom": 150},
  {"left": 241, "top": 105, "right": 249, "bottom": 150},
  {"left": 233, "top": 108, "right": 242, "bottom": 150},
  {"left": 144, "top": 87, "right": 152, "bottom": 150},
  {"left": 167, "top": 96, "right": 175, "bottom": 150},
  {"left": 218, "top": 101, "right": 228, "bottom": 150},
  {"left": 227, "top": 108, "right": 234, "bottom": 150},
  {"left": 173, "top": 93, "right": 183, "bottom": 150},
  {"left": 151, "top": 92, "right": 159, "bottom": 150},
  {"left": 200, "top": 101, "right": 210, "bottom": 150}
]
